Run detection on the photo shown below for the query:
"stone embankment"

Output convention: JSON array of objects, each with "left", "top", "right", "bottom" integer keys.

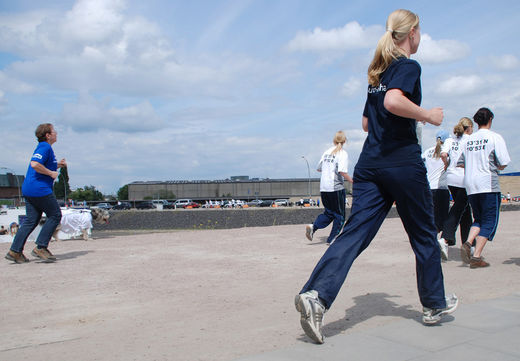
[{"left": 96, "top": 203, "right": 520, "bottom": 231}]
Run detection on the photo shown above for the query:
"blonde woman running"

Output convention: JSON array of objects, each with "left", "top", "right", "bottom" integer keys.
[
  {"left": 422, "top": 129, "right": 450, "bottom": 258},
  {"left": 305, "top": 131, "right": 353, "bottom": 245},
  {"left": 295, "top": 9, "right": 457, "bottom": 344},
  {"left": 437, "top": 117, "right": 474, "bottom": 259}
]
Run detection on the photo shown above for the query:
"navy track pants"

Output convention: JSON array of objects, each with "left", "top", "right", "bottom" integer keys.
[
  {"left": 313, "top": 189, "right": 346, "bottom": 243},
  {"left": 301, "top": 163, "right": 446, "bottom": 310}
]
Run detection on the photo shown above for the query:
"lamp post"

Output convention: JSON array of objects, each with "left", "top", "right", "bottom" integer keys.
[
  {"left": 1, "top": 167, "right": 22, "bottom": 205},
  {"left": 301, "top": 156, "right": 311, "bottom": 199}
]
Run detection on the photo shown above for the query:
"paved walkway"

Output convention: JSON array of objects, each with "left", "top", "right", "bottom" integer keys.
[
  {"left": 1, "top": 211, "right": 519, "bottom": 361},
  {"left": 237, "top": 292, "right": 520, "bottom": 360}
]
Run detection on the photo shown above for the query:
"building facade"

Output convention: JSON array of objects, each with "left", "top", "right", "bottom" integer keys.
[
  {"left": 0, "top": 173, "right": 24, "bottom": 205},
  {"left": 128, "top": 178, "right": 340, "bottom": 201}
]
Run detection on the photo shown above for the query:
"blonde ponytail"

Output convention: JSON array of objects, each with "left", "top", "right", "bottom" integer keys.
[
  {"left": 453, "top": 117, "right": 473, "bottom": 137},
  {"left": 331, "top": 130, "right": 347, "bottom": 155},
  {"left": 434, "top": 138, "right": 443, "bottom": 159},
  {"left": 368, "top": 9, "right": 419, "bottom": 86}
]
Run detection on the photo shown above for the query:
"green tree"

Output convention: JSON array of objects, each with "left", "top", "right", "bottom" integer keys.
[
  {"left": 69, "top": 185, "right": 104, "bottom": 202},
  {"left": 54, "top": 167, "right": 71, "bottom": 200},
  {"left": 117, "top": 184, "right": 129, "bottom": 200}
]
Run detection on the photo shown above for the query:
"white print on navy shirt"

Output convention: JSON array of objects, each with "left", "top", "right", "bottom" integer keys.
[
  {"left": 32, "top": 153, "right": 43, "bottom": 160},
  {"left": 367, "top": 84, "right": 387, "bottom": 93}
]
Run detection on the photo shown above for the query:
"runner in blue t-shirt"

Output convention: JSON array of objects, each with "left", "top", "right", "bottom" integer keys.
[
  {"left": 5, "top": 123, "right": 67, "bottom": 264},
  {"left": 295, "top": 9, "right": 458, "bottom": 344}
]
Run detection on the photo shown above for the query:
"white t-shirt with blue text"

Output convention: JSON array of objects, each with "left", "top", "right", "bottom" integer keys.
[
  {"left": 317, "top": 146, "right": 349, "bottom": 192},
  {"left": 457, "top": 129, "right": 510, "bottom": 195},
  {"left": 441, "top": 134, "right": 469, "bottom": 188},
  {"left": 422, "top": 146, "right": 448, "bottom": 190}
]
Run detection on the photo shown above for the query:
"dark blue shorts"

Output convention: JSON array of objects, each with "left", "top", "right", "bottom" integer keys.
[{"left": 468, "top": 192, "right": 501, "bottom": 241}]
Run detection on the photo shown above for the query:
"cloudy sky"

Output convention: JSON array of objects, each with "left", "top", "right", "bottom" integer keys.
[{"left": 1, "top": 0, "right": 519, "bottom": 195}]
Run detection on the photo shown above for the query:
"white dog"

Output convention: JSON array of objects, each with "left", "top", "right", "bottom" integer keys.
[{"left": 51, "top": 208, "right": 109, "bottom": 241}]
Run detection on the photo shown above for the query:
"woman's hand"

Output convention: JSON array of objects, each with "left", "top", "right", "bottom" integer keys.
[{"left": 425, "top": 108, "right": 444, "bottom": 126}]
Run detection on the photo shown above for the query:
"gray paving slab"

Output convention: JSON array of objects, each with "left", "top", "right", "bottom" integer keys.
[
  {"left": 471, "top": 326, "right": 520, "bottom": 357},
  {"left": 363, "top": 318, "right": 486, "bottom": 352},
  {"left": 236, "top": 293, "right": 520, "bottom": 361},
  {"left": 410, "top": 343, "right": 520, "bottom": 361}
]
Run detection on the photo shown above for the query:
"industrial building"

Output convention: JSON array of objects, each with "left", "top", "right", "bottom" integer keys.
[
  {"left": 127, "top": 177, "right": 339, "bottom": 202},
  {"left": 0, "top": 172, "right": 24, "bottom": 206}
]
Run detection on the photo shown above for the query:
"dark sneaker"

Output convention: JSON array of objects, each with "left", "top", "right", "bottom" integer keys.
[
  {"left": 470, "top": 256, "right": 489, "bottom": 269},
  {"left": 423, "top": 293, "right": 458, "bottom": 325},
  {"left": 295, "top": 290, "right": 326, "bottom": 344},
  {"left": 305, "top": 224, "right": 314, "bottom": 241},
  {"left": 5, "top": 250, "right": 30, "bottom": 264},
  {"left": 460, "top": 242, "right": 472, "bottom": 264},
  {"left": 31, "top": 247, "right": 57, "bottom": 262}
]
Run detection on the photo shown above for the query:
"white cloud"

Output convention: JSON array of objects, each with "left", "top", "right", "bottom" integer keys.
[
  {"left": 60, "top": 92, "right": 166, "bottom": 132},
  {"left": 0, "top": 0, "right": 285, "bottom": 103},
  {"left": 0, "top": 71, "right": 35, "bottom": 94},
  {"left": 341, "top": 77, "right": 363, "bottom": 97},
  {"left": 435, "top": 75, "right": 484, "bottom": 96},
  {"left": 415, "top": 34, "right": 470, "bottom": 64},
  {"left": 286, "top": 21, "right": 382, "bottom": 53},
  {"left": 482, "top": 54, "right": 520, "bottom": 71}
]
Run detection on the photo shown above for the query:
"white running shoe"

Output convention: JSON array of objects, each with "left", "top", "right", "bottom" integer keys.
[
  {"left": 305, "top": 224, "right": 314, "bottom": 241},
  {"left": 294, "top": 290, "right": 326, "bottom": 343},
  {"left": 438, "top": 238, "right": 448, "bottom": 261},
  {"left": 422, "top": 293, "right": 458, "bottom": 325}
]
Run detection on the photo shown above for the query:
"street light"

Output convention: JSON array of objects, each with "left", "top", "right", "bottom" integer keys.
[
  {"left": 301, "top": 156, "right": 311, "bottom": 199},
  {"left": 1, "top": 167, "right": 22, "bottom": 205}
]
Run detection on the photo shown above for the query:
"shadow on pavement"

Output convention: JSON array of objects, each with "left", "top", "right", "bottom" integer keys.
[
  {"left": 320, "top": 293, "right": 419, "bottom": 339},
  {"left": 57, "top": 250, "right": 93, "bottom": 261},
  {"left": 503, "top": 257, "right": 520, "bottom": 266}
]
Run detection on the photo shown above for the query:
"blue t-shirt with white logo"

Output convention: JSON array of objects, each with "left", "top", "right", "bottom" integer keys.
[
  {"left": 359, "top": 57, "right": 422, "bottom": 168},
  {"left": 21, "top": 141, "right": 57, "bottom": 197}
]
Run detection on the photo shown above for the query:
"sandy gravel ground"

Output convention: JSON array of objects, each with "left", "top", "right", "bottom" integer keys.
[{"left": 1, "top": 211, "right": 519, "bottom": 361}]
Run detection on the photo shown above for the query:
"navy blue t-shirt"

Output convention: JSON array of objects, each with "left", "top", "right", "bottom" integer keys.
[
  {"left": 21, "top": 141, "right": 57, "bottom": 197},
  {"left": 358, "top": 57, "right": 422, "bottom": 168}
]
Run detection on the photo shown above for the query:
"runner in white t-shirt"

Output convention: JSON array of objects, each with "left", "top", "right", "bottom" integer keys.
[
  {"left": 422, "top": 130, "right": 450, "bottom": 255},
  {"left": 436, "top": 117, "right": 474, "bottom": 259},
  {"left": 305, "top": 131, "right": 353, "bottom": 245},
  {"left": 457, "top": 108, "right": 510, "bottom": 268}
]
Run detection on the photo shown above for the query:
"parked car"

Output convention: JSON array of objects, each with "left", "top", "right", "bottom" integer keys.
[
  {"left": 174, "top": 199, "right": 193, "bottom": 208},
  {"left": 247, "top": 199, "right": 263, "bottom": 207},
  {"left": 184, "top": 201, "right": 200, "bottom": 208},
  {"left": 136, "top": 201, "right": 155, "bottom": 209},
  {"left": 113, "top": 201, "right": 132, "bottom": 210},
  {"left": 274, "top": 199, "right": 289, "bottom": 206},
  {"left": 259, "top": 200, "right": 275, "bottom": 207},
  {"left": 296, "top": 198, "right": 316, "bottom": 206},
  {"left": 152, "top": 199, "right": 173, "bottom": 209},
  {"left": 96, "top": 202, "right": 113, "bottom": 210}
]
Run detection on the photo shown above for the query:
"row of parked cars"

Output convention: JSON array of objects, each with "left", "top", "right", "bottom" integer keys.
[
  {"left": 95, "top": 199, "right": 200, "bottom": 210},
  {"left": 95, "top": 198, "right": 301, "bottom": 210}
]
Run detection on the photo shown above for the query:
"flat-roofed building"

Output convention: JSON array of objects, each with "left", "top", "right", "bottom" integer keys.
[{"left": 128, "top": 178, "right": 337, "bottom": 201}]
